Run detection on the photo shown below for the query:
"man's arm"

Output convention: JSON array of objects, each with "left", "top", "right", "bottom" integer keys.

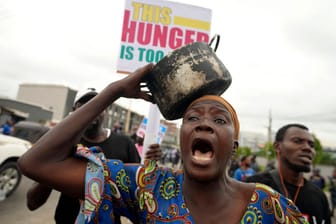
[{"left": 26, "top": 182, "right": 52, "bottom": 211}]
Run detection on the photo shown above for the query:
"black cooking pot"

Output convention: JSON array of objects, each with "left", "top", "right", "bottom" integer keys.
[{"left": 145, "top": 35, "right": 232, "bottom": 120}]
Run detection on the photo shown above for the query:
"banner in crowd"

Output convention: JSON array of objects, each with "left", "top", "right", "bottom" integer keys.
[
  {"left": 137, "top": 117, "right": 167, "bottom": 144},
  {"left": 117, "top": 0, "right": 212, "bottom": 73}
]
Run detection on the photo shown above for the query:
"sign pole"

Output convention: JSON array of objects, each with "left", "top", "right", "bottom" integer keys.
[{"left": 141, "top": 103, "right": 161, "bottom": 164}]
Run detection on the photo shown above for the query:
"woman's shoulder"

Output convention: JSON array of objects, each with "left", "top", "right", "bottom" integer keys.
[
  {"left": 247, "top": 183, "right": 308, "bottom": 224},
  {"left": 255, "top": 182, "right": 279, "bottom": 194},
  {"left": 253, "top": 182, "right": 296, "bottom": 206}
]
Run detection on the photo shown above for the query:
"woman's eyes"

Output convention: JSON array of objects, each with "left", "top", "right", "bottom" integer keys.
[
  {"left": 187, "top": 115, "right": 227, "bottom": 124},
  {"left": 187, "top": 116, "right": 199, "bottom": 121},
  {"left": 214, "top": 118, "right": 226, "bottom": 124}
]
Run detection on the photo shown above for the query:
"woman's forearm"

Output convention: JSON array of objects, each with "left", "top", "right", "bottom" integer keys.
[
  {"left": 17, "top": 64, "right": 154, "bottom": 198},
  {"left": 18, "top": 81, "right": 124, "bottom": 171},
  {"left": 26, "top": 182, "right": 53, "bottom": 211}
]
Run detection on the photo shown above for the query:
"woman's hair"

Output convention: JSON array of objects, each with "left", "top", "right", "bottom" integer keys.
[{"left": 186, "top": 95, "right": 240, "bottom": 140}]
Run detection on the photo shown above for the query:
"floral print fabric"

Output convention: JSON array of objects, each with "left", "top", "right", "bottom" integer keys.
[{"left": 75, "top": 145, "right": 308, "bottom": 224}]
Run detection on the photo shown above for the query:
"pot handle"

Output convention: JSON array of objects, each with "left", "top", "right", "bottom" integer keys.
[{"left": 209, "top": 34, "right": 220, "bottom": 52}]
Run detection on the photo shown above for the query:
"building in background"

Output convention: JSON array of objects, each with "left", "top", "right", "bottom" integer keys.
[
  {"left": 3, "top": 83, "right": 270, "bottom": 152},
  {"left": 17, "top": 84, "right": 77, "bottom": 122},
  {"left": 239, "top": 131, "right": 268, "bottom": 152},
  {"left": 104, "top": 104, "right": 180, "bottom": 149},
  {"left": 0, "top": 98, "right": 52, "bottom": 125},
  {"left": 105, "top": 103, "right": 144, "bottom": 135},
  {"left": 161, "top": 120, "right": 180, "bottom": 149}
]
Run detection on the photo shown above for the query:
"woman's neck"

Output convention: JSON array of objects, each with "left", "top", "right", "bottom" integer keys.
[
  {"left": 182, "top": 176, "right": 255, "bottom": 224},
  {"left": 182, "top": 175, "right": 233, "bottom": 206}
]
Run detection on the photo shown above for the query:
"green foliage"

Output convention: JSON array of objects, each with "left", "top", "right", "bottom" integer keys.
[
  {"left": 238, "top": 134, "right": 335, "bottom": 166},
  {"left": 313, "top": 134, "right": 323, "bottom": 165},
  {"left": 311, "top": 134, "right": 336, "bottom": 166},
  {"left": 319, "top": 153, "right": 336, "bottom": 166},
  {"left": 237, "top": 146, "right": 252, "bottom": 157},
  {"left": 262, "top": 142, "right": 275, "bottom": 160}
]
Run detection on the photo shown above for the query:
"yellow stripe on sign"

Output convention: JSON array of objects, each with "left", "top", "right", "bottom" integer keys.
[{"left": 173, "top": 16, "right": 210, "bottom": 31}]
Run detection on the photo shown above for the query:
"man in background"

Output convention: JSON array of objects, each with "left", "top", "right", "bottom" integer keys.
[
  {"left": 233, "top": 155, "right": 255, "bottom": 181},
  {"left": 309, "top": 168, "right": 326, "bottom": 190},
  {"left": 26, "top": 88, "right": 161, "bottom": 224},
  {"left": 249, "top": 154, "right": 260, "bottom": 173},
  {"left": 329, "top": 168, "right": 336, "bottom": 217},
  {"left": 246, "top": 123, "right": 330, "bottom": 224}
]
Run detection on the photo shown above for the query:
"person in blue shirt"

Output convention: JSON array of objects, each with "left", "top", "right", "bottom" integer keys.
[
  {"left": 233, "top": 155, "right": 256, "bottom": 181},
  {"left": 309, "top": 168, "right": 326, "bottom": 190},
  {"left": 1, "top": 118, "right": 14, "bottom": 135}
]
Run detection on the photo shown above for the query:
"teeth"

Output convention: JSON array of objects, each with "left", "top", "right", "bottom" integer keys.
[
  {"left": 193, "top": 150, "right": 213, "bottom": 161},
  {"left": 193, "top": 156, "right": 211, "bottom": 161}
]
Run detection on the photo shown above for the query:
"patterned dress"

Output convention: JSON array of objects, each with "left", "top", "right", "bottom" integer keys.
[{"left": 75, "top": 145, "right": 308, "bottom": 224}]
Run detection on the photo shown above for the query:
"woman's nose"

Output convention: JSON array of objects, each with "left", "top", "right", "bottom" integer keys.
[{"left": 195, "top": 119, "right": 214, "bottom": 133}]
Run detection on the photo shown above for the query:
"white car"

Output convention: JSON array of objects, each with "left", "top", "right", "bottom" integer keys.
[{"left": 0, "top": 134, "right": 31, "bottom": 200}]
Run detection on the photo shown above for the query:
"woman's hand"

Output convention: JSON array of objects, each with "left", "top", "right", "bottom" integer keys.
[
  {"left": 18, "top": 63, "right": 157, "bottom": 199},
  {"left": 117, "top": 63, "right": 154, "bottom": 103}
]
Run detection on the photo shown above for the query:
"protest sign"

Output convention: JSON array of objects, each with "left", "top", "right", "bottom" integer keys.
[
  {"left": 117, "top": 0, "right": 212, "bottom": 163},
  {"left": 117, "top": 0, "right": 212, "bottom": 73},
  {"left": 137, "top": 116, "right": 167, "bottom": 144}
]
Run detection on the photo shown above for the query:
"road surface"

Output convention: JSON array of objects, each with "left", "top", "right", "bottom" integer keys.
[{"left": 0, "top": 176, "right": 59, "bottom": 223}]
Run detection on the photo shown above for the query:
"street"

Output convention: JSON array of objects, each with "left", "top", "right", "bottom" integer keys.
[{"left": 0, "top": 176, "right": 60, "bottom": 223}]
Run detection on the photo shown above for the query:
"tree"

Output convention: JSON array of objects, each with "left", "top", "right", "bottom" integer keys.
[
  {"left": 312, "top": 134, "right": 323, "bottom": 166},
  {"left": 261, "top": 142, "right": 275, "bottom": 160},
  {"left": 237, "top": 146, "right": 252, "bottom": 157}
]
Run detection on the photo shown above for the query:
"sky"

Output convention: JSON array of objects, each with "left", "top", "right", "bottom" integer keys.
[{"left": 1, "top": 0, "right": 336, "bottom": 147}]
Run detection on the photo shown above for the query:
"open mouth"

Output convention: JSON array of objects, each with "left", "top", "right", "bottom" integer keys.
[{"left": 191, "top": 138, "right": 214, "bottom": 161}]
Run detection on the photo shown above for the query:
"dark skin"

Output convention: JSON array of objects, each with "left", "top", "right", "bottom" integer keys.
[
  {"left": 181, "top": 100, "right": 255, "bottom": 223},
  {"left": 26, "top": 152, "right": 162, "bottom": 211},
  {"left": 236, "top": 156, "right": 252, "bottom": 174},
  {"left": 27, "top": 101, "right": 107, "bottom": 210},
  {"left": 275, "top": 126, "right": 315, "bottom": 185},
  {"left": 26, "top": 147, "right": 162, "bottom": 211},
  {"left": 26, "top": 102, "right": 161, "bottom": 211},
  {"left": 27, "top": 182, "right": 52, "bottom": 211},
  {"left": 19, "top": 64, "right": 255, "bottom": 223},
  {"left": 18, "top": 64, "right": 156, "bottom": 198}
]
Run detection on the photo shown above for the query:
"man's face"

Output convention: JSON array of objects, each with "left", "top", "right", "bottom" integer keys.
[
  {"left": 276, "top": 127, "right": 315, "bottom": 173},
  {"left": 74, "top": 99, "right": 105, "bottom": 136},
  {"left": 180, "top": 100, "right": 237, "bottom": 182},
  {"left": 244, "top": 157, "right": 252, "bottom": 167}
]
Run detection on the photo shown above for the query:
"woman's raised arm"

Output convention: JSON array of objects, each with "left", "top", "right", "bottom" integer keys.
[{"left": 18, "top": 64, "right": 154, "bottom": 198}]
